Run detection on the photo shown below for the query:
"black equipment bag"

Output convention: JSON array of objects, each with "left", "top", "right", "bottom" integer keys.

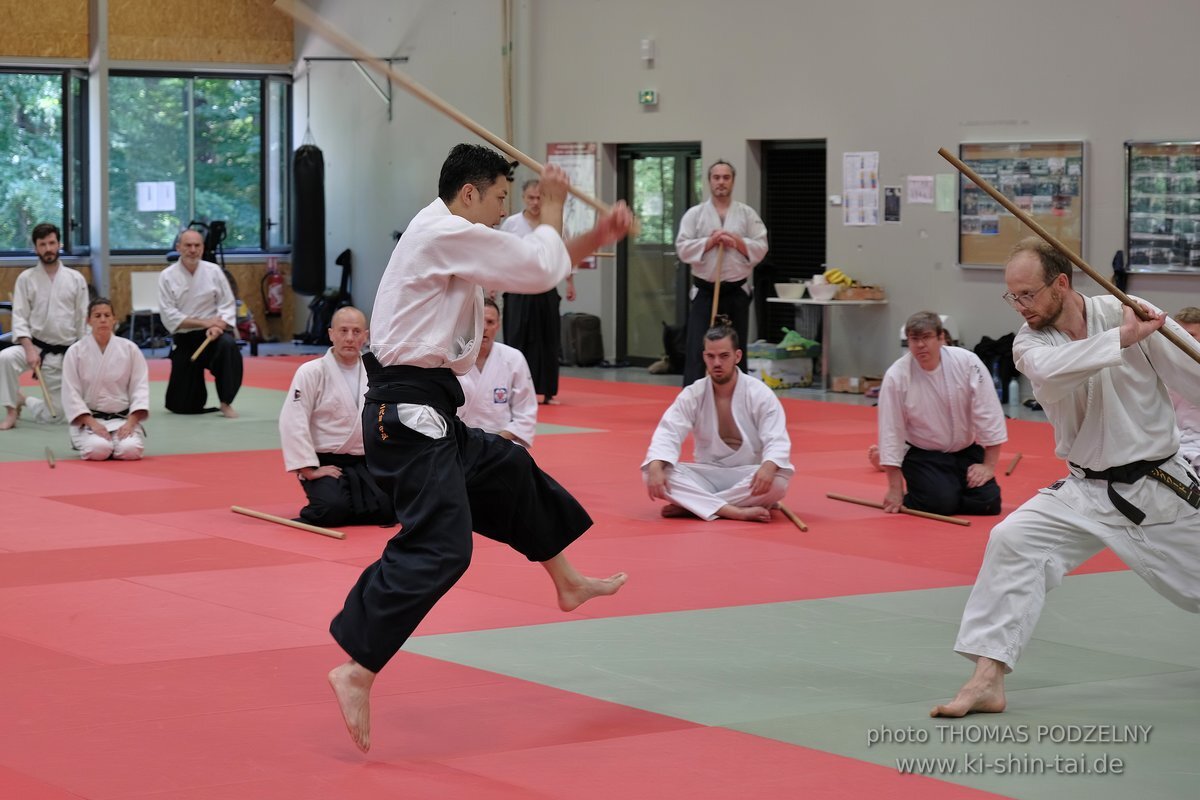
[
  {"left": 292, "top": 144, "right": 327, "bottom": 295},
  {"left": 298, "top": 248, "right": 353, "bottom": 345},
  {"left": 561, "top": 312, "right": 604, "bottom": 367}
]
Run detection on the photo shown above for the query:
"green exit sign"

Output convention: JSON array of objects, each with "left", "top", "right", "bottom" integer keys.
[{"left": 638, "top": 89, "right": 658, "bottom": 106}]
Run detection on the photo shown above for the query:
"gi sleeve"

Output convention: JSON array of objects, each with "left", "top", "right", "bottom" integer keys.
[
  {"left": 128, "top": 346, "right": 151, "bottom": 415},
  {"left": 505, "top": 351, "right": 539, "bottom": 447},
  {"left": 754, "top": 388, "right": 794, "bottom": 474},
  {"left": 966, "top": 351, "right": 1007, "bottom": 446},
  {"left": 279, "top": 366, "right": 321, "bottom": 472},
  {"left": 60, "top": 343, "right": 89, "bottom": 423},
  {"left": 10, "top": 271, "right": 33, "bottom": 342},
  {"left": 157, "top": 270, "right": 186, "bottom": 334},
  {"left": 642, "top": 389, "right": 698, "bottom": 468},
  {"left": 674, "top": 205, "right": 710, "bottom": 267},
  {"left": 877, "top": 368, "right": 910, "bottom": 467}
]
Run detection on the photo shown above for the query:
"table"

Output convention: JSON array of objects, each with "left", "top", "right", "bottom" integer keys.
[{"left": 766, "top": 297, "right": 888, "bottom": 390}]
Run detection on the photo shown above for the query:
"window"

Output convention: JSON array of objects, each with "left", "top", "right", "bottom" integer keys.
[
  {"left": 108, "top": 73, "right": 290, "bottom": 252},
  {"left": 0, "top": 69, "right": 87, "bottom": 253}
]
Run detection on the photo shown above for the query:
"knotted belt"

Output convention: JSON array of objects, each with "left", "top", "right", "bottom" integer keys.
[
  {"left": 91, "top": 408, "right": 130, "bottom": 421},
  {"left": 692, "top": 276, "right": 746, "bottom": 292},
  {"left": 1070, "top": 455, "right": 1200, "bottom": 525},
  {"left": 30, "top": 336, "right": 70, "bottom": 359}
]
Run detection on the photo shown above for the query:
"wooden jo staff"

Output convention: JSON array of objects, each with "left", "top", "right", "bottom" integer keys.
[
  {"left": 1006, "top": 452, "right": 1022, "bottom": 476},
  {"left": 232, "top": 505, "right": 346, "bottom": 540},
  {"left": 190, "top": 334, "right": 214, "bottom": 362},
  {"left": 32, "top": 365, "right": 58, "bottom": 418},
  {"left": 826, "top": 492, "right": 971, "bottom": 527},
  {"left": 938, "top": 147, "right": 1200, "bottom": 366},
  {"left": 709, "top": 244, "right": 726, "bottom": 326},
  {"left": 777, "top": 501, "right": 808, "bottom": 532},
  {"left": 275, "top": 0, "right": 614, "bottom": 218}
]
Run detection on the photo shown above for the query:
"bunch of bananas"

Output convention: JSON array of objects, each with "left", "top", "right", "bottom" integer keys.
[{"left": 823, "top": 267, "right": 854, "bottom": 286}]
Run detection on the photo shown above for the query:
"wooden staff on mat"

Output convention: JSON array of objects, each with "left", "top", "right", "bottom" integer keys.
[
  {"left": 1006, "top": 452, "right": 1022, "bottom": 476},
  {"left": 190, "top": 334, "right": 214, "bottom": 362},
  {"left": 275, "top": 0, "right": 615, "bottom": 218},
  {"left": 232, "top": 505, "right": 346, "bottom": 540},
  {"left": 32, "top": 365, "right": 58, "bottom": 418},
  {"left": 709, "top": 244, "right": 726, "bottom": 326},
  {"left": 826, "top": 492, "right": 971, "bottom": 527},
  {"left": 777, "top": 502, "right": 808, "bottom": 532},
  {"left": 45, "top": 447, "right": 56, "bottom": 469},
  {"left": 939, "top": 147, "right": 1200, "bottom": 366}
]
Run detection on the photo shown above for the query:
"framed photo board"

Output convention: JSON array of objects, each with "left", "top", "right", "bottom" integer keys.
[
  {"left": 1125, "top": 141, "right": 1200, "bottom": 273},
  {"left": 958, "top": 141, "right": 1085, "bottom": 267}
]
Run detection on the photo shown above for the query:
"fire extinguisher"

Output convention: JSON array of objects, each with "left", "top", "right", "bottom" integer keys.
[{"left": 263, "top": 257, "right": 284, "bottom": 317}]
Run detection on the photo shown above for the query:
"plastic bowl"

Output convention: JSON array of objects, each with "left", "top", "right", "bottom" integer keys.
[
  {"left": 774, "top": 282, "right": 806, "bottom": 299},
  {"left": 808, "top": 282, "right": 839, "bottom": 301}
]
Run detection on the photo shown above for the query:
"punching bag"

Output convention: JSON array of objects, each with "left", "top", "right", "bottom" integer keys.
[{"left": 292, "top": 143, "right": 326, "bottom": 295}]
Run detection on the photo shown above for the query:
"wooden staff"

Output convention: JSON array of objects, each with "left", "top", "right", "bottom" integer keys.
[
  {"left": 709, "top": 244, "right": 726, "bottom": 326},
  {"left": 826, "top": 492, "right": 971, "bottom": 527},
  {"left": 231, "top": 505, "right": 346, "bottom": 540},
  {"left": 32, "top": 365, "right": 58, "bottom": 418},
  {"left": 190, "top": 335, "right": 214, "bottom": 362},
  {"left": 45, "top": 447, "right": 56, "bottom": 469},
  {"left": 777, "top": 501, "right": 808, "bottom": 532},
  {"left": 1006, "top": 452, "right": 1022, "bottom": 476},
  {"left": 275, "top": 0, "right": 612, "bottom": 217},
  {"left": 939, "top": 147, "right": 1200, "bottom": 366}
]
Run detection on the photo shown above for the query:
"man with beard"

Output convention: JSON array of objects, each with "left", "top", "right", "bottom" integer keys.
[
  {"left": 876, "top": 311, "right": 1007, "bottom": 516},
  {"left": 675, "top": 160, "right": 769, "bottom": 386},
  {"left": 0, "top": 222, "right": 89, "bottom": 429},
  {"left": 933, "top": 237, "right": 1200, "bottom": 717},
  {"left": 642, "top": 316, "right": 792, "bottom": 522}
]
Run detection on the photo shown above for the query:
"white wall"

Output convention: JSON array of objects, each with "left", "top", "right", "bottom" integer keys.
[{"left": 299, "top": 0, "right": 1200, "bottom": 375}]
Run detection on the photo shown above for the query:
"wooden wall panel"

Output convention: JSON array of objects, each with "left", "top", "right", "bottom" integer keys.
[
  {"left": 0, "top": 0, "right": 89, "bottom": 59},
  {"left": 108, "top": 0, "right": 293, "bottom": 64}
]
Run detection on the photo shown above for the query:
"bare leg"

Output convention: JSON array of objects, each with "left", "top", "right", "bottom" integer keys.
[
  {"left": 328, "top": 659, "right": 376, "bottom": 752},
  {"left": 660, "top": 502, "right": 693, "bottom": 518},
  {"left": 868, "top": 444, "right": 883, "bottom": 471},
  {"left": 219, "top": 402, "right": 239, "bottom": 418},
  {"left": 930, "top": 656, "right": 1007, "bottom": 717},
  {"left": 715, "top": 504, "right": 772, "bottom": 522},
  {"left": 541, "top": 552, "right": 627, "bottom": 612}
]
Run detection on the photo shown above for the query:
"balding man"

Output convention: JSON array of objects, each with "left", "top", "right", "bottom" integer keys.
[
  {"left": 279, "top": 306, "right": 393, "bottom": 528},
  {"left": 157, "top": 229, "right": 243, "bottom": 417}
]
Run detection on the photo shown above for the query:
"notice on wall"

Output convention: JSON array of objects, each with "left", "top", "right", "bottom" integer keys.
[
  {"left": 884, "top": 186, "right": 901, "bottom": 223},
  {"left": 842, "top": 151, "right": 879, "bottom": 226},
  {"left": 935, "top": 173, "right": 957, "bottom": 212},
  {"left": 548, "top": 142, "right": 598, "bottom": 268},
  {"left": 907, "top": 175, "right": 934, "bottom": 204},
  {"left": 136, "top": 181, "right": 176, "bottom": 212}
]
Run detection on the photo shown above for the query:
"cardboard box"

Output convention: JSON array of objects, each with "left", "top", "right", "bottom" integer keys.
[
  {"left": 748, "top": 357, "right": 813, "bottom": 389},
  {"left": 830, "top": 375, "right": 863, "bottom": 394}
]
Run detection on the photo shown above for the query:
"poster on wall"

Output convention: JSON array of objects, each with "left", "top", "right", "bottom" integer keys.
[
  {"left": 884, "top": 186, "right": 901, "bottom": 223},
  {"left": 907, "top": 175, "right": 934, "bottom": 204},
  {"left": 547, "top": 142, "right": 599, "bottom": 268},
  {"left": 842, "top": 151, "right": 879, "bottom": 226}
]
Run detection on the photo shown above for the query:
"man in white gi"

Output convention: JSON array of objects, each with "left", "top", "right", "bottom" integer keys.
[
  {"left": 1169, "top": 307, "right": 1200, "bottom": 469},
  {"left": 279, "top": 306, "right": 392, "bottom": 528},
  {"left": 61, "top": 298, "right": 150, "bottom": 460},
  {"left": 326, "top": 145, "right": 632, "bottom": 753},
  {"left": 457, "top": 297, "right": 538, "bottom": 447},
  {"left": 934, "top": 238, "right": 1200, "bottom": 717},
  {"left": 158, "top": 229, "right": 243, "bottom": 417},
  {"left": 643, "top": 317, "right": 793, "bottom": 522},
  {"left": 675, "top": 160, "right": 769, "bottom": 386},
  {"left": 877, "top": 311, "right": 1007, "bottom": 517},
  {"left": 500, "top": 178, "right": 574, "bottom": 405},
  {"left": 0, "top": 222, "right": 89, "bottom": 429}
]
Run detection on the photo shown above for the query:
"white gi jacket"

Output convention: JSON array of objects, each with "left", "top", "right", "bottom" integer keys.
[
  {"left": 371, "top": 199, "right": 571, "bottom": 373},
  {"left": 1170, "top": 390, "right": 1200, "bottom": 468},
  {"left": 642, "top": 373, "right": 794, "bottom": 474},
  {"left": 877, "top": 346, "right": 1008, "bottom": 467},
  {"left": 157, "top": 260, "right": 237, "bottom": 334},
  {"left": 61, "top": 335, "right": 150, "bottom": 422},
  {"left": 457, "top": 342, "right": 538, "bottom": 446},
  {"left": 1018, "top": 294, "right": 1200, "bottom": 525},
  {"left": 10, "top": 264, "right": 89, "bottom": 346},
  {"left": 674, "top": 200, "right": 769, "bottom": 285},
  {"left": 279, "top": 349, "right": 368, "bottom": 472}
]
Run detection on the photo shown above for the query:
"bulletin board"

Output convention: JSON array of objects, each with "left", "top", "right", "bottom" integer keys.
[
  {"left": 958, "top": 142, "right": 1085, "bottom": 267},
  {"left": 1125, "top": 141, "right": 1200, "bottom": 273}
]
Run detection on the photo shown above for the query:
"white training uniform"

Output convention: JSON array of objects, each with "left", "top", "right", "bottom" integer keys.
[
  {"left": 278, "top": 349, "right": 367, "bottom": 472},
  {"left": 674, "top": 200, "right": 769, "bottom": 288},
  {"left": 954, "top": 294, "right": 1200, "bottom": 671},
  {"left": 642, "top": 372, "right": 794, "bottom": 520},
  {"left": 1170, "top": 389, "right": 1200, "bottom": 469},
  {"left": 157, "top": 260, "right": 236, "bottom": 334},
  {"left": 877, "top": 346, "right": 1007, "bottom": 467},
  {"left": 61, "top": 334, "right": 150, "bottom": 460},
  {"left": 0, "top": 263, "right": 89, "bottom": 424},
  {"left": 457, "top": 341, "right": 538, "bottom": 447}
]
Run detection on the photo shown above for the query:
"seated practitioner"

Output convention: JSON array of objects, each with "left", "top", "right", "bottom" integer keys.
[
  {"left": 457, "top": 297, "right": 538, "bottom": 447},
  {"left": 279, "top": 307, "right": 393, "bottom": 528},
  {"left": 61, "top": 298, "right": 150, "bottom": 460},
  {"left": 867, "top": 327, "right": 954, "bottom": 471},
  {"left": 0, "top": 222, "right": 89, "bottom": 429},
  {"left": 1170, "top": 306, "right": 1200, "bottom": 470},
  {"left": 643, "top": 316, "right": 793, "bottom": 522},
  {"left": 878, "top": 311, "right": 1006, "bottom": 516},
  {"left": 158, "top": 229, "right": 243, "bottom": 417}
]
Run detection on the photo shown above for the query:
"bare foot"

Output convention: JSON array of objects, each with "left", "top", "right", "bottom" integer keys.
[
  {"left": 716, "top": 504, "right": 773, "bottom": 522},
  {"left": 660, "top": 503, "right": 693, "bottom": 518},
  {"left": 0, "top": 408, "right": 16, "bottom": 431},
  {"left": 931, "top": 659, "right": 1007, "bottom": 717},
  {"left": 556, "top": 572, "right": 628, "bottom": 612},
  {"left": 868, "top": 444, "right": 883, "bottom": 471},
  {"left": 219, "top": 403, "right": 239, "bottom": 418},
  {"left": 328, "top": 660, "right": 376, "bottom": 753},
  {"left": 540, "top": 395, "right": 560, "bottom": 405}
]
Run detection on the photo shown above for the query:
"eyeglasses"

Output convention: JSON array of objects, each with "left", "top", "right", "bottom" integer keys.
[{"left": 1002, "top": 283, "right": 1051, "bottom": 309}]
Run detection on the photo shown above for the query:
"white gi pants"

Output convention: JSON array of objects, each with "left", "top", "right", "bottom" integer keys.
[
  {"left": 69, "top": 418, "right": 145, "bottom": 461},
  {"left": 646, "top": 461, "right": 789, "bottom": 520},
  {"left": 0, "top": 348, "right": 64, "bottom": 424},
  {"left": 954, "top": 487, "right": 1200, "bottom": 671}
]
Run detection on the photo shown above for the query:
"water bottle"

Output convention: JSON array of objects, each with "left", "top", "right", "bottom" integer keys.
[
  {"left": 991, "top": 360, "right": 1003, "bottom": 400},
  {"left": 1007, "top": 377, "right": 1021, "bottom": 409}
]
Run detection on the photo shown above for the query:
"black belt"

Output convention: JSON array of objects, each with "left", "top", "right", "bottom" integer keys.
[
  {"left": 30, "top": 336, "right": 70, "bottom": 358},
  {"left": 91, "top": 408, "right": 130, "bottom": 421},
  {"left": 692, "top": 277, "right": 746, "bottom": 292},
  {"left": 1071, "top": 455, "right": 1200, "bottom": 525},
  {"left": 362, "top": 352, "right": 464, "bottom": 414}
]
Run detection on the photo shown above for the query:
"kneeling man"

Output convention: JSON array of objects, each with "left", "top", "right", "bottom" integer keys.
[
  {"left": 457, "top": 297, "right": 538, "bottom": 447},
  {"left": 643, "top": 317, "right": 793, "bottom": 521}
]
